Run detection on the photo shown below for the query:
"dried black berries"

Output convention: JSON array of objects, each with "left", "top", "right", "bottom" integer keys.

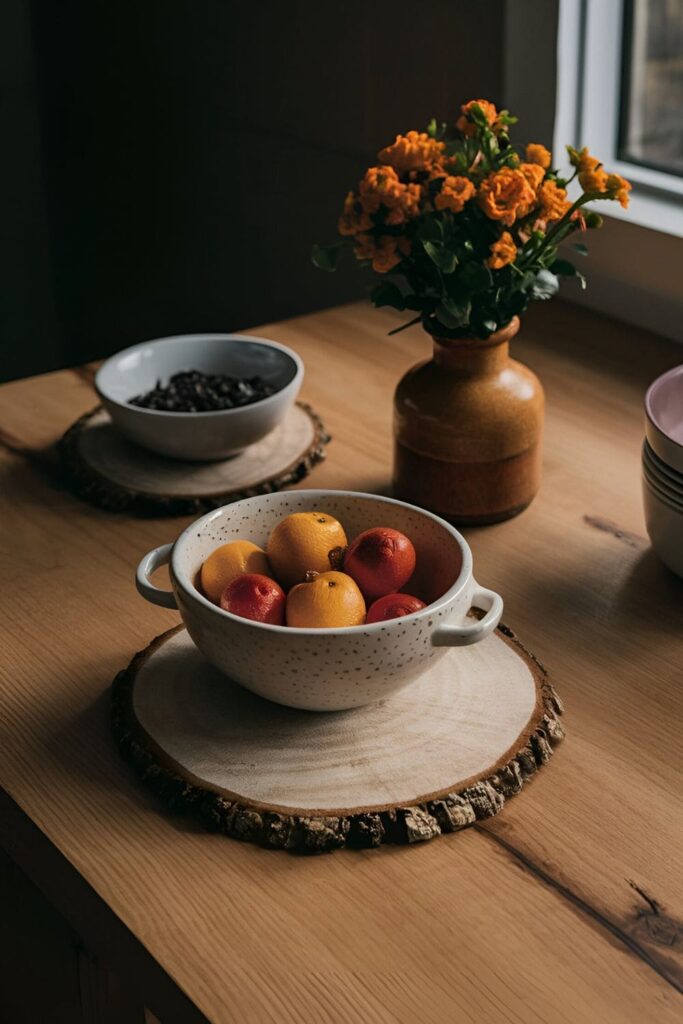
[{"left": 129, "top": 370, "right": 277, "bottom": 412}]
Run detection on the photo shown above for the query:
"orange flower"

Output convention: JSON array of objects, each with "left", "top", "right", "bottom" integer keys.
[
  {"left": 568, "top": 146, "right": 601, "bottom": 172},
  {"left": 353, "top": 233, "right": 376, "bottom": 261},
  {"left": 537, "top": 180, "right": 571, "bottom": 222},
  {"left": 606, "top": 173, "right": 632, "bottom": 208},
  {"left": 525, "top": 143, "right": 552, "bottom": 169},
  {"left": 385, "top": 182, "right": 421, "bottom": 224},
  {"left": 456, "top": 99, "right": 498, "bottom": 137},
  {"left": 477, "top": 168, "right": 536, "bottom": 226},
  {"left": 354, "top": 233, "right": 405, "bottom": 272},
  {"left": 519, "top": 162, "right": 545, "bottom": 192},
  {"left": 372, "top": 236, "right": 402, "bottom": 273},
  {"left": 487, "top": 231, "right": 517, "bottom": 270},
  {"left": 378, "top": 131, "right": 445, "bottom": 173},
  {"left": 338, "top": 191, "right": 372, "bottom": 236},
  {"left": 578, "top": 167, "right": 608, "bottom": 193},
  {"left": 359, "top": 166, "right": 405, "bottom": 213},
  {"left": 434, "top": 175, "right": 475, "bottom": 214}
]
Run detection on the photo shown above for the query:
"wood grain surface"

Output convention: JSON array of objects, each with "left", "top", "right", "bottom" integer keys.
[{"left": 1, "top": 299, "right": 682, "bottom": 1023}]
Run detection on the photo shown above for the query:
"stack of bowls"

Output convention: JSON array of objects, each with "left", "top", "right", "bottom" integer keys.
[{"left": 643, "top": 365, "right": 683, "bottom": 578}]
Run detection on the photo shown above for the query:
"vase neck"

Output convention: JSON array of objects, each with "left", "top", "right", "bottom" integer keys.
[
  {"left": 431, "top": 317, "right": 519, "bottom": 376},
  {"left": 433, "top": 337, "right": 513, "bottom": 375}
]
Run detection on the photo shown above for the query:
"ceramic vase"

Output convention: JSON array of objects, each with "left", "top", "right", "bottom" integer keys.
[{"left": 393, "top": 316, "right": 544, "bottom": 524}]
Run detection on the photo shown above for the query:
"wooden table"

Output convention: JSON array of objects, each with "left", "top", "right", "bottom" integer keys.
[{"left": 1, "top": 300, "right": 682, "bottom": 1023}]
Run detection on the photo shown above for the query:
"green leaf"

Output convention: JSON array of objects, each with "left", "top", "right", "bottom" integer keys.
[
  {"left": 458, "top": 262, "right": 493, "bottom": 293},
  {"left": 469, "top": 103, "right": 490, "bottom": 128},
  {"left": 427, "top": 117, "right": 438, "bottom": 138},
  {"left": 549, "top": 259, "right": 587, "bottom": 289},
  {"left": 416, "top": 217, "right": 444, "bottom": 243},
  {"left": 423, "top": 241, "right": 458, "bottom": 274},
  {"left": 371, "top": 282, "right": 406, "bottom": 311},
  {"left": 434, "top": 305, "right": 462, "bottom": 329},
  {"left": 311, "top": 244, "right": 341, "bottom": 272},
  {"left": 435, "top": 297, "right": 470, "bottom": 329},
  {"left": 508, "top": 291, "right": 529, "bottom": 315},
  {"left": 549, "top": 258, "right": 577, "bottom": 276},
  {"left": 531, "top": 269, "right": 559, "bottom": 300},
  {"left": 572, "top": 241, "right": 589, "bottom": 254}
]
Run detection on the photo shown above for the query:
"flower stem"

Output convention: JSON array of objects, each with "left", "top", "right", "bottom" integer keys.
[
  {"left": 518, "top": 192, "right": 594, "bottom": 270},
  {"left": 388, "top": 314, "right": 423, "bottom": 336}
]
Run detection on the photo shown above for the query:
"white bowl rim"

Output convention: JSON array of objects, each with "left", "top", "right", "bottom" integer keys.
[
  {"left": 95, "top": 333, "right": 304, "bottom": 420},
  {"left": 170, "top": 489, "right": 475, "bottom": 636},
  {"left": 644, "top": 364, "right": 683, "bottom": 451}
]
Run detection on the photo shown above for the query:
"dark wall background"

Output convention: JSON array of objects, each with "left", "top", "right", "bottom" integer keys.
[{"left": 2, "top": 0, "right": 506, "bottom": 382}]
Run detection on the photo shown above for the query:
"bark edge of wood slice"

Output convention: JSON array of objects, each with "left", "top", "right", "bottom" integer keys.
[
  {"left": 58, "top": 402, "right": 330, "bottom": 516},
  {"left": 111, "top": 624, "right": 565, "bottom": 853}
]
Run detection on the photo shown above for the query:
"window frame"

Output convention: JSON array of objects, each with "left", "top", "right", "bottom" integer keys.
[{"left": 555, "top": 0, "right": 683, "bottom": 237}]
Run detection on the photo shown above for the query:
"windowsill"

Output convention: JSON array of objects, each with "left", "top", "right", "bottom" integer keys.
[{"left": 601, "top": 188, "right": 683, "bottom": 239}]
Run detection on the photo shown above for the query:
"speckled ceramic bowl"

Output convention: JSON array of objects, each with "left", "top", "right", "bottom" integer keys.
[{"left": 136, "top": 489, "right": 503, "bottom": 711}]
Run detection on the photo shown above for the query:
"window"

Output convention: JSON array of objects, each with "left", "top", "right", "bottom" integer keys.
[
  {"left": 620, "top": 0, "right": 683, "bottom": 176},
  {"left": 556, "top": 0, "right": 683, "bottom": 236}
]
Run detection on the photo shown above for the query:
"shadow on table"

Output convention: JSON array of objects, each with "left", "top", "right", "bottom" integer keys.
[
  {"left": 613, "top": 546, "right": 683, "bottom": 629},
  {"left": 509, "top": 538, "right": 682, "bottom": 657}
]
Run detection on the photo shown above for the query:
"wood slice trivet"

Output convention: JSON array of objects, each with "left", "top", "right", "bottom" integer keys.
[
  {"left": 58, "top": 402, "right": 330, "bottom": 516},
  {"left": 111, "top": 624, "right": 565, "bottom": 853}
]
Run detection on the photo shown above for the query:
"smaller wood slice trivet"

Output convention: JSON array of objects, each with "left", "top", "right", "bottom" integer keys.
[
  {"left": 111, "top": 624, "right": 565, "bottom": 853},
  {"left": 59, "top": 402, "right": 330, "bottom": 516}
]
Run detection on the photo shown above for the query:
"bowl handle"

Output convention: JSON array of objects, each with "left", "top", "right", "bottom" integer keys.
[
  {"left": 136, "top": 544, "right": 178, "bottom": 609},
  {"left": 431, "top": 583, "right": 503, "bottom": 647}
]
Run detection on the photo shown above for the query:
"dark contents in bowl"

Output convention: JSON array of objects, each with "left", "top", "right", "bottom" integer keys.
[{"left": 129, "top": 370, "right": 277, "bottom": 412}]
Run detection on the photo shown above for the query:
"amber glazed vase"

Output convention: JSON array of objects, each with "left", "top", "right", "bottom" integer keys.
[{"left": 393, "top": 316, "right": 544, "bottom": 525}]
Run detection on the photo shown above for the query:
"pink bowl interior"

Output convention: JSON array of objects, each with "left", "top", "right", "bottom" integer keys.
[{"left": 646, "top": 365, "right": 683, "bottom": 446}]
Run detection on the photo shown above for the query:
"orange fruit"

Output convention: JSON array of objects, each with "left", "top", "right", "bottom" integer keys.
[
  {"left": 200, "top": 540, "right": 272, "bottom": 603},
  {"left": 267, "top": 511, "right": 348, "bottom": 590},
  {"left": 286, "top": 571, "right": 366, "bottom": 628}
]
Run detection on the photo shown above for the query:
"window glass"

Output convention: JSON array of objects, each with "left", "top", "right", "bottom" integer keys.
[{"left": 619, "top": 0, "right": 683, "bottom": 177}]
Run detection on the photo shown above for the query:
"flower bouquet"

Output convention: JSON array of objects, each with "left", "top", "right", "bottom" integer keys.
[
  {"left": 313, "top": 98, "right": 632, "bottom": 525},
  {"left": 313, "top": 98, "right": 631, "bottom": 340}
]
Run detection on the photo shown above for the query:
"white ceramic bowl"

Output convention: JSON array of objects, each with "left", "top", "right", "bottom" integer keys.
[
  {"left": 135, "top": 489, "right": 504, "bottom": 711},
  {"left": 645, "top": 364, "right": 683, "bottom": 474},
  {"left": 643, "top": 476, "right": 683, "bottom": 579},
  {"left": 95, "top": 334, "right": 304, "bottom": 460}
]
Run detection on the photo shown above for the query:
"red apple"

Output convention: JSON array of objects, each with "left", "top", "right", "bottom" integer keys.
[
  {"left": 344, "top": 526, "right": 416, "bottom": 602},
  {"left": 220, "top": 573, "right": 286, "bottom": 625},
  {"left": 366, "top": 593, "right": 426, "bottom": 624}
]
